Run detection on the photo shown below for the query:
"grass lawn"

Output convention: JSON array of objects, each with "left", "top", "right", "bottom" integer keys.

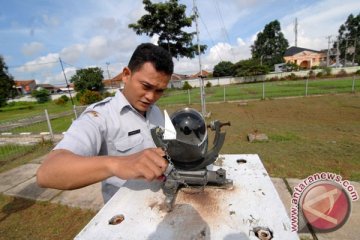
[
  {"left": 162, "top": 93, "right": 360, "bottom": 181},
  {"left": 0, "top": 93, "right": 359, "bottom": 239},
  {"left": 0, "top": 194, "right": 95, "bottom": 240}
]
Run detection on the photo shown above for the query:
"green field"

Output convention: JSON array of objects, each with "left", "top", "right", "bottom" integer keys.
[{"left": 0, "top": 87, "right": 359, "bottom": 239}]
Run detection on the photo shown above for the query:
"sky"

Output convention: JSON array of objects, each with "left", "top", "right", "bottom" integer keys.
[{"left": 1, "top": 0, "right": 359, "bottom": 87}]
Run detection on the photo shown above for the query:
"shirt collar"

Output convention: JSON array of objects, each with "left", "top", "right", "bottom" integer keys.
[{"left": 113, "top": 90, "right": 153, "bottom": 116}]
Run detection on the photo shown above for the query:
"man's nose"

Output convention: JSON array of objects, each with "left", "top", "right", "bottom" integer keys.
[{"left": 145, "top": 90, "right": 157, "bottom": 101}]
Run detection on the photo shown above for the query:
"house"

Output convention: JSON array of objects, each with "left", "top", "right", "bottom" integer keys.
[
  {"left": 36, "top": 83, "right": 59, "bottom": 93},
  {"left": 14, "top": 80, "right": 37, "bottom": 94},
  {"left": 189, "top": 70, "right": 211, "bottom": 79},
  {"left": 103, "top": 72, "right": 123, "bottom": 89},
  {"left": 283, "top": 46, "right": 327, "bottom": 69}
]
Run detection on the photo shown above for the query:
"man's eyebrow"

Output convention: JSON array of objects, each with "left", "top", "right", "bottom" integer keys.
[{"left": 140, "top": 81, "right": 166, "bottom": 91}]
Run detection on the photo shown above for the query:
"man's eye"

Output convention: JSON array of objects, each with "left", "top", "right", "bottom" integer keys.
[{"left": 142, "top": 84, "right": 151, "bottom": 90}]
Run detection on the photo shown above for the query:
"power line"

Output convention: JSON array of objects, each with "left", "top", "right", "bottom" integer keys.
[
  {"left": 212, "top": 0, "right": 236, "bottom": 61},
  {"left": 198, "top": 14, "right": 223, "bottom": 62},
  {"left": 8, "top": 61, "right": 59, "bottom": 69}
]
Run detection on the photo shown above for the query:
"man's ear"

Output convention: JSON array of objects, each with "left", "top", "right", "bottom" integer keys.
[{"left": 122, "top": 67, "right": 131, "bottom": 84}]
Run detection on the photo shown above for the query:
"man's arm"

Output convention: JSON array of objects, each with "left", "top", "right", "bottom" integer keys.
[{"left": 36, "top": 148, "right": 168, "bottom": 190}]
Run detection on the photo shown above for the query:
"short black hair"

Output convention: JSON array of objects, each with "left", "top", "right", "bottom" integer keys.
[{"left": 128, "top": 43, "right": 174, "bottom": 76}]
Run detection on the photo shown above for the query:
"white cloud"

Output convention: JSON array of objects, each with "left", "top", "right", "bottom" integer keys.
[
  {"left": 86, "top": 36, "right": 110, "bottom": 60},
  {"left": 21, "top": 42, "right": 44, "bottom": 56},
  {"left": 16, "top": 53, "right": 59, "bottom": 73},
  {"left": 60, "top": 44, "right": 85, "bottom": 63},
  {"left": 42, "top": 14, "right": 59, "bottom": 27},
  {"left": 280, "top": 0, "right": 360, "bottom": 50}
]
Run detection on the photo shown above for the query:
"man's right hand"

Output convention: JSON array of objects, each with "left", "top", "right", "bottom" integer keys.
[{"left": 111, "top": 148, "right": 168, "bottom": 181}]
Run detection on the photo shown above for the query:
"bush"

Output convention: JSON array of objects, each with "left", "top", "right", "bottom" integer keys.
[
  {"left": 54, "top": 97, "right": 66, "bottom": 106},
  {"left": 322, "top": 67, "right": 332, "bottom": 76},
  {"left": 316, "top": 72, "right": 323, "bottom": 78},
  {"left": 79, "top": 90, "right": 103, "bottom": 105},
  {"left": 102, "top": 91, "right": 115, "bottom": 98},
  {"left": 60, "top": 95, "right": 69, "bottom": 102},
  {"left": 336, "top": 69, "right": 347, "bottom": 77},
  {"left": 205, "top": 81, "right": 212, "bottom": 88},
  {"left": 182, "top": 81, "right": 192, "bottom": 90},
  {"left": 31, "top": 89, "right": 51, "bottom": 103}
]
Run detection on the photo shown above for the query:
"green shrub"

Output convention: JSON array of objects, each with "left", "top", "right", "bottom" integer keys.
[
  {"left": 79, "top": 90, "right": 103, "bottom": 105},
  {"left": 182, "top": 81, "right": 192, "bottom": 90},
  {"left": 336, "top": 69, "right": 347, "bottom": 77},
  {"left": 316, "top": 72, "right": 324, "bottom": 78},
  {"left": 31, "top": 89, "right": 51, "bottom": 103},
  {"left": 205, "top": 81, "right": 212, "bottom": 88},
  {"left": 60, "top": 95, "right": 69, "bottom": 102},
  {"left": 322, "top": 67, "right": 332, "bottom": 76},
  {"left": 54, "top": 98, "right": 66, "bottom": 105}
]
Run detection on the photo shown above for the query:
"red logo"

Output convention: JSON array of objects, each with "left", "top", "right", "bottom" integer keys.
[{"left": 300, "top": 181, "right": 351, "bottom": 232}]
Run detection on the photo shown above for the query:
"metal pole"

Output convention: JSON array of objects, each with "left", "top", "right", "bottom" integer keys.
[
  {"left": 188, "top": 89, "right": 191, "bottom": 105},
  {"left": 305, "top": 77, "right": 309, "bottom": 96},
  {"left": 44, "top": 109, "right": 54, "bottom": 140},
  {"left": 352, "top": 75, "right": 356, "bottom": 93},
  {"left": 73, "top": 104, "right": 78, "bottom": 119},
  {"left": 193, "top": 0, "right": 206, "bottom": 116},
  {"left": 223, "top": 85, "right": 226, "bottom": 102},
  {"left": 59, "top": 57, "right": 74, "bottom": 105},
  {"left": 106, "top": 62, "right": 113, "bottom": 90},
  {"left": 262, "top": 79, "right": 265, "bottom": 100}
]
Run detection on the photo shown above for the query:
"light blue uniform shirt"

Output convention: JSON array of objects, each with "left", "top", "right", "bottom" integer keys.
[{"left": 54, "top": 90, "right": 164, "bottom": 202}]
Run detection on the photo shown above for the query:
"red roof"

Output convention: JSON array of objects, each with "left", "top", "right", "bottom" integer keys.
[{"left": 15, "top": 80, "right": 36, "bottom": 87}]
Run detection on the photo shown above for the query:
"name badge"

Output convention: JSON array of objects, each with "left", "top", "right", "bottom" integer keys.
[{"left": 128, "top": 129, "right": 141, "bottom": 136}]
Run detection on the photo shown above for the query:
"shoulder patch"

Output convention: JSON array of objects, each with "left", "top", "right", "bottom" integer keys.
[{"left": 86, "top": 110, "right": 100, "bottom": 117}]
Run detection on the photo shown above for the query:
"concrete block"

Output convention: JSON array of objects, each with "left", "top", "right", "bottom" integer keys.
[
  {"left": 247, "top": 132, "right": 268, "bottom": 142},
  {"left": 4, "top": 177, "right": 61, "bottom": 201},
  {"left": 271, "top": 178, "right": 292, "bottom": 217},
  {"left": 0, "top": 163, "right": 39, "bottom": 192},
  {"left": 51, "top": 182, "right": 104, "bottom": 211}
]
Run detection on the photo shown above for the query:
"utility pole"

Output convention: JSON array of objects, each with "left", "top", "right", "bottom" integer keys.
[
  {"left": 294, "top": 18, "right": 298, "bottom": 47},
  {"left": 336, "top": 37, "right": 340, "bottom": 67},
  {"left": 345, "top": 38, "right": 348, "bottom": 67},
  {"left": 59, "top": 57, "right": 74, "bottom": 105},
  {"left": 106, "top": 62, "right": 113, "bottom": 90},
  {"left": 193, "top": 0, "right": 206, "bottom": 116},
  {"left": 352, "top": 38, "right": 357, "bottom": 66},
  {"left": 326, "top": 36, "right": 332, "bottom": 67}
]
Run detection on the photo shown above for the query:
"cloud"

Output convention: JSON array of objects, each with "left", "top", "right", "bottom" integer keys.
[
  {"left": 15, "top": 53, "right": 59, "bottom": 73},
  {"left": 21, "top": 42, "right": 44, "bottom": 56},
  {"left": 86, "top": 35, "right": 111, "bottom": 60},
  {"left": 42, "top": 14, "right": 59, "bottom": 27},
  {"left": 60, "top": 44, "right": 85, "bottom": 63},
  {"left": 280, "top": 0, "right": 360, "bottom": 50}
]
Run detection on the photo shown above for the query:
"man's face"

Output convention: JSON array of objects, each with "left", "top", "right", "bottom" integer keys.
[{"left": 122, "top": 62, "right": 170, "bottom": 115}]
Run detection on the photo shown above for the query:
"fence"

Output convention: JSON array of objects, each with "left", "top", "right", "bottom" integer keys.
[
  {"left": 0, "top": 76, "right": 358, "bottom": 162},
  {"left": 158, "top": 76, "right": 358, "bottom": 106},
  {"left": 0, "top": 105, "right": 87, "bottom": 163}
]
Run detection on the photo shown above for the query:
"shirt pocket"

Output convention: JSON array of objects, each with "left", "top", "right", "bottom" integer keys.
[{"left": 114, "top": 134, "right": 144, "bottom": 153}]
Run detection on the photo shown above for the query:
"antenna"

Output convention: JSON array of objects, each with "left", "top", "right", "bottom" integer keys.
[
  {"left": 294, "top": 18, "right": 298, "bottom": 47},
  {"left": 193, "top": 0, "right": 206, "bottom": 116}
]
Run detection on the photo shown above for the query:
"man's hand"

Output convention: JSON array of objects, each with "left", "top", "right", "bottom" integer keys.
[{"left": 112, "top": 148, "right": 168, "bottom": 181}]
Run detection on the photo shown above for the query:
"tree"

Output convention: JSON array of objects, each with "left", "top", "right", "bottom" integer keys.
[
  {"left": 31, "top": 89, "right": 51, "bottom": 103},
  {"left": 0, "top": 56, "right": 17, "bottom": 107},
  {"left": 70, "top": 67, "right": 104, "bottom": 92},
  {"left": 336, "top": 13, "right": 360, "bottom": 66},
  {"left": 251, "top": 20, "right": 289, "bottom": 70},
  {"left": 233, "top": 59, "right": 270, "bottom": 77},
  {"left": 213, "top": 61, "right": 235, "bottom": 77},
  {"left": 129, "top": 0, "right": 207, "bottom": 59}
]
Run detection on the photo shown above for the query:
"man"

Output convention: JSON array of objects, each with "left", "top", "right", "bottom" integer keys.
[{"left": 37, "top": 43, "right": 174, "bottom": 202}]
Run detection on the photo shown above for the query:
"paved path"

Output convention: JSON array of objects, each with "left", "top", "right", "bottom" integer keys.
[{"left": 0, "top": 156, "right": 359, "bottom": 239}]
